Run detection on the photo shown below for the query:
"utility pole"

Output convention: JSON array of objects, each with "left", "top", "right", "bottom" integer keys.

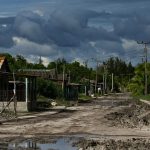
[
  {"left": 103, "top": 63, "right": 107, "bottom": 94},
  {"left": 91, "top": 58, "right": 101, "bottom": 94},
  {"left": 95, "top": 61, "right": 98, "bottom": 93},
  {"left": 137, "top": 41, "right": 150, "bottom": 95},
  {"left": 62, "top": 64, "right": 65, "bottom": 92},
  {"left": 103, "top": 74, "right": 105, "bottom": 94},
  {"left": 111, "top": 73, "right": 114, "bottom": 92},
  {"left": 68, "top": 70, "right": 71, "bottom": 83},
  {"left": 56, "top": 60, "right": 58, "bottom": 79}
]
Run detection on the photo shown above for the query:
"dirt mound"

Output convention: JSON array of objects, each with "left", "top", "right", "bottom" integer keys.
[
  {"left": 75, "top": 138, "right": 150, "bottom": 150},
  {"left": 104, "top": 102, "right": 150, "bottom": 128}
]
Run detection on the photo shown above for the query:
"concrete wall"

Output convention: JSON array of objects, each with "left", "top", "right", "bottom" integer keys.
[{"left": 0, "top": 102, "right": 28, "bottom": 112}]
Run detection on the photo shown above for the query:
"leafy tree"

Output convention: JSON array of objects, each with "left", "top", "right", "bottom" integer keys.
[
  {"left": 98, "top": 57, "right": 135, "bottom": 92},
  {"left": 32, "top": 63, "right": 46, "bottom": 69},
  {"left": 37, "top": 78, "right": 58, "bottom": 98},
  {"left": 127, "top": 63, "right": 147, "bottom": 95},
  {"left": 15, "top": 55, "right": 28, "bottom": 70},
  {"left": 66, "top": 61, "right": 92, "bottom": 83}
]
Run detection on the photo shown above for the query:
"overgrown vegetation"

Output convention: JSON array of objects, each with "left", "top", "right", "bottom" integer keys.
[
  {"left": 1, "top": 53, "right": 136, "bottom": 99},
  {"left": 128, "top": 63, "right": 150, "bottom": 96}
]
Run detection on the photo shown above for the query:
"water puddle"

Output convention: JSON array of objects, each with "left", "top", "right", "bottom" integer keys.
[{"left": 6, "top": 137, "right": 79, "bottom": 150}]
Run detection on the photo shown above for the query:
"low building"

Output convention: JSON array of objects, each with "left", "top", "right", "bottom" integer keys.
[{"left": 0, "top": 56, "right": 37, "bottom": 112}]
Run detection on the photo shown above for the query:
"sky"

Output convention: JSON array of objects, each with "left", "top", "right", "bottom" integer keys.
[{"left": 0, "top": 0, "right": 150, "bottom": 66}]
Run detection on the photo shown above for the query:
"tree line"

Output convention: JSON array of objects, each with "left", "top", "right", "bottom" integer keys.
[{"left": 4, "top": 53, "right": 149, "bottom": 97}]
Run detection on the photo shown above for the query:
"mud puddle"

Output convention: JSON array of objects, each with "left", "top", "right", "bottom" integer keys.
[
  {"left": 1, "top": 135, "right": 150, "bottom": 150},
  {"left": 1, "top": 137, "right": 79, "bottom": 150}
]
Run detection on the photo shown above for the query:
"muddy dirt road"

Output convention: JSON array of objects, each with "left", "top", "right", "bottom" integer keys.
[{"left": 1, "top": 93, "right": 150, "bottom": 149}]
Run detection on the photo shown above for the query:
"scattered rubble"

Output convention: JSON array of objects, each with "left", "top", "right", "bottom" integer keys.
[
  {"left": 75, "top": 138, "right": 150, "bottom": 150},
  {"left": 105, "top": 102, "right": 150, "bottom": 128}
]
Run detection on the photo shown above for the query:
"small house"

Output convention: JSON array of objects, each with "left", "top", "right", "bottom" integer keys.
[{"left": 0, "top": 56, "right": 37, "bottom": 112}]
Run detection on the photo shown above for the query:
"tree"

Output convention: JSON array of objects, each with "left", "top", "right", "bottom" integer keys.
[
  {"left": 127, "top": 63, "right": 147, "bottom": 95},
  {"left": 37, "top": 78, "right": 59, "bottom": 98},
  {"left": 15, "top": 55, "right": 28, "bottom": 69},
  {"left": 97, "top": 57, "right": 135, "bottom": 92}
]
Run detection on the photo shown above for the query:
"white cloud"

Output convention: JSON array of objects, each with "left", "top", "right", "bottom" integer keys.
[
  {"left": 122, "top": 39, "right": 138, "bottom": 50},
  {"left": 33, "top": 10, "right": 44, "bottom": 16},
  {"left": 12, "top": 36, "right": 56, "bottom": 56}
]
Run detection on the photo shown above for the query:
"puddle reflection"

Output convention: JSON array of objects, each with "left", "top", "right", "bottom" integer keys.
[{"left": 8, "top": 137, "right": 78, "bottom": 150}]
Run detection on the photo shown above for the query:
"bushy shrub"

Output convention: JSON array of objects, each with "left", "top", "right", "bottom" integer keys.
[{"left": 37, "top": 78, "right": 59, "bottom": 98}]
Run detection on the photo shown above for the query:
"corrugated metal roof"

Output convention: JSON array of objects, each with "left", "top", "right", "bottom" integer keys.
[
  {"left": 18, "top": 69, "right": 56, "bottom": 79},
  {"left": 0, "top": 56, "right": 5, "bottom": 69}
]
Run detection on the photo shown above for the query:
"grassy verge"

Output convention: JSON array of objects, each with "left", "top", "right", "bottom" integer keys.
[
  {"left": 37, "top": 95, "right": 71, "bottom": 107},
  {"left": 79, "top": 94, "right": 91, "bottom": 101},
  {"left": 135, "top": 94, "right": 150, "bottom": 101},
  {"left": 55, "top": 98, "right": 70, "bottom": 107}
]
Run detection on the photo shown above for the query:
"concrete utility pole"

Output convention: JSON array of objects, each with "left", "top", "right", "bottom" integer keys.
[
  {"left": 137, "top": 41, "right": 150, "bottom": 95},
  {"left": 103, "top": 63, "right": 107, "bottom": 94},
  {"left": 62, "top": 64, "right": 65, "bottom": 92},
  {"left": 92, "top": 58, "right": 101, "bottom": 93},
  {"left": 95, "top": 61, "right": 98, "bottom": 93},
  {"left": 68, "top": 70, "right": 71, "bottom": 83},
  {"left": 56, "top": 60, "right": 58, "bottom": 79},
  {"left": 111, "top": 73, "right": 114, "bottom": 92},
  {"left": 103, "top": 74, "right": 105, "bottom": 94}
]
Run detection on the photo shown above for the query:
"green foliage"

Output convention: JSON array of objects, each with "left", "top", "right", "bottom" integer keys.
[
  {"left": 98, "top": 57, "right": 134, "bottom": 92},
  {"left": 37, "top": 78, "right": 58, "bottom": 98},
  {"left": 1, "top": 53, "right": 136, "bottom": 98},
  {"left": 127, "top": 83, "right": 144, "bottom": 96},
  {"left": 127, "top": 63, "right": 148, "bottom": 95},
  {"left": 79, "top": 93, "right": 91, "bottom": 100},
  {"left": 136, "top": 94, "right": 150, "bottom": 101},
  {"left": 65, "top": 61, "right": 94, "bottom": 83}
]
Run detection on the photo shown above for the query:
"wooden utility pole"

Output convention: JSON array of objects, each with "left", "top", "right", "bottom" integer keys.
[{"left": 137, "top": 41, "right": 150, "bottom": 95}]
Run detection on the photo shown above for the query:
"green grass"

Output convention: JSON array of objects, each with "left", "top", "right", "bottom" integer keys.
[
  {"left": 78, "top": 93, "right": 91, "bottom": 101},
  {"left": 55, "top": 98, "right": 70, "bottom": 106},
  {"left": 37, "top": 95, "right": 49, "bottom": 102},
  {"left": 134, "top": 94, "right": 150, "bottom": 101}
]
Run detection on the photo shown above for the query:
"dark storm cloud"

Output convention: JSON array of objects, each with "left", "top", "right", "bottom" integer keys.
[
  {"left": 0, "top": 33, "right": 14, "bottom": 48},
  {"left": 0, "top": 9, "right": 119, "bottom": 48},
  {"left": 44, "top": 9, "right": 119, "bottom": 46},
  {"left": 0, "top": 0, "right": 150, "bottom": 65},
  {"left": 0, "top": 18, "right": 14, "bottom": 48},
  {"left": 0, "top": 17, "right": 15, "bottom": 24},
  {"left": 14, "top": 11, "right": 48, "bottom": 44},
  {"left": 113, "top": 14, "right": 150, "bottom": 41},
  {"left": 85, "top": 0, "right": 149, "bottom": 4}
]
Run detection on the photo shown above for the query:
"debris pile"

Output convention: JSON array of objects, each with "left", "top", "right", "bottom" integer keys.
[
  {"left": 75, "top": 138, "right": 150, "bottom": 150},
  {"left": 105, "top": 103, "right": 150, "bottom": 128}
]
